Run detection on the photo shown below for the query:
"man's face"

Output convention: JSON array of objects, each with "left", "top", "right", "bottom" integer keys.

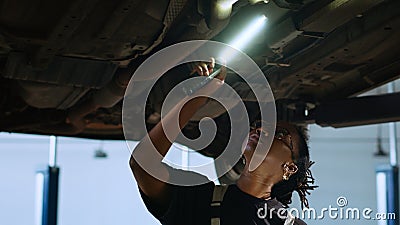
[{"left": 244, "top": 122, "right": 301, "bottom": 166}]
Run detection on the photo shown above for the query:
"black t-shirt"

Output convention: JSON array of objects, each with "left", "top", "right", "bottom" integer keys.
[{"left": 139, "top": 170, "right": 306, "bottom": 225}]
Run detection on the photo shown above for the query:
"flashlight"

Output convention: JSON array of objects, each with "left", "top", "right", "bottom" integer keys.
[{"left": 183, "top": 15, "right": 267, "bottom": 95}]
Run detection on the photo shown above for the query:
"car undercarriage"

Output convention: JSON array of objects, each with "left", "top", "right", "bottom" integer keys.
[{"left": 1, "top": 0, "right": 399, "bottom": 159}]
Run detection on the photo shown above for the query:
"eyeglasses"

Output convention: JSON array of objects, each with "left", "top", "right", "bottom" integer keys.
[
  {"left": 275, "top": 126, "right": 294, "bottom": 151},
  {"left": 250, "top": 121, "right": 295, "bottom": 159}
]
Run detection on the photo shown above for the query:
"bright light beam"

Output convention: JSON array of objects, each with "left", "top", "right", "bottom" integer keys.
[
  {"left": 184, "top": 15, "right": 267, "bottom": 95},
  {"left": 219, "top": 15, "right": 267, "bottom": 62},
  {"left": 229, "top": 15, "right": 267, "bottom": 50}
]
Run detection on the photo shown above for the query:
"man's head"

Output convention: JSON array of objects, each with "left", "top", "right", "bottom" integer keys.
[
  {"left": 243, "top": 121, "right": 317, "bottom": 208},
  {"left": 271, "top": 124, "right": 316, "bottom": 208}
]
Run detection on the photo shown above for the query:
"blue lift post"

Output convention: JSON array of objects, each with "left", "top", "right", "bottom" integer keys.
[
  {"left": 376, "top": 165, "right": 399, "bottom": 225},
  {"left": 376, "top": 82, "right": 399, "bottom": 225},
  {"left": 35, "top": 136, "right": 59, "bottom": 225}
]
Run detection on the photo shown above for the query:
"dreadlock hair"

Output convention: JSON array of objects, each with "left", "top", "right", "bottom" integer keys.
[{"left": 270, "top": 125, "right": 318, "bottom": 209}]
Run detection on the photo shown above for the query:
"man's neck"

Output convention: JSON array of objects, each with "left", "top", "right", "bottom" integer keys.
[{"left": 235, "top": 172, "right": 275, "bottom": 200}]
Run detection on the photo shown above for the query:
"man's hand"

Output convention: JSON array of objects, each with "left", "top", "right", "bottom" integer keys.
[
  {"left": 192, "top": 57, "right": 226, "bottom": 82},
  {"left": 190, "top": 57, "right": 227, "bottom": 96}
]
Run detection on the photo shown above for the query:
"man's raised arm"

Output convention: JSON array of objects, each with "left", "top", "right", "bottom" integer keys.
[{"left": 129, "top": 59, "right": 225, "bottom": 208}]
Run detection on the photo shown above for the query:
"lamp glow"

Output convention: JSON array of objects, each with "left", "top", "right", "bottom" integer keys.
[
  {"left": 219, "top": 15, "right": 267, "bottom": 62},
  {"left": 184, "top": 15, "right": 267, "bottom": 95},
  {"left": 229, "top": 15, "right": 267, "bottom": 50},
  {"left": 218, "top": 0, "right": 239, "bottom": 11}
]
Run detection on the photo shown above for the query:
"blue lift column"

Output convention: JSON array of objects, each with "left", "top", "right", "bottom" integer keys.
[
  {"left": 35, "top": 136, "right": 59, "bottom": 225},
  {"left": 376, "top": 83, "right": 399, "bottom": 225},
  {"left": 376, "top": 165, "right": 399, "bottom": 225}
]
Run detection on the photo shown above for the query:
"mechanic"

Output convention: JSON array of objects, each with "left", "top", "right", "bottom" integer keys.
[{"left": 129, "top": 59, "right": 317, "bottom": 225}]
